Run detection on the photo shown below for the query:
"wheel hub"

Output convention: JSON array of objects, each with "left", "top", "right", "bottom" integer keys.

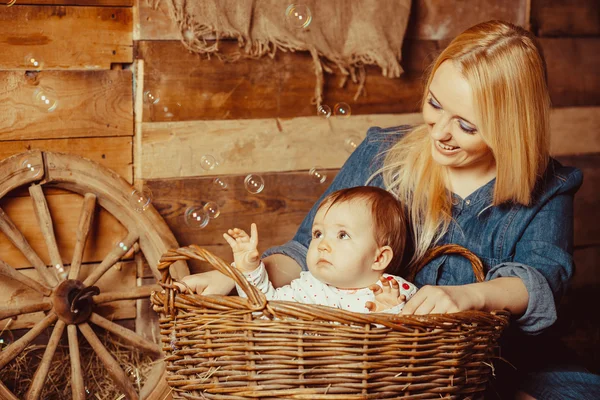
[{"left": 52, "top": 279, "right": 100, "bottom": 324}]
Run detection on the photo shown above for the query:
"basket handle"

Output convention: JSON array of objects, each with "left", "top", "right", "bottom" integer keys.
[
  {"left": 407, "top": 243, "right": 486, "bottom": 283},
  {"left": 156, "top": 245, "right": 267, "bottom": 310}
]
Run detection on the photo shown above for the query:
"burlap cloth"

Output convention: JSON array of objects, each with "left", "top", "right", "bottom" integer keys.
[{"left": 154, "top": 0, "right": 411, "bottom": 106}]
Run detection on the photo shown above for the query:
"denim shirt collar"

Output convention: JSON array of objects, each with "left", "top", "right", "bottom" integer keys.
[{"left": 450, "top": 177, "right": 496, "bottom": 212}]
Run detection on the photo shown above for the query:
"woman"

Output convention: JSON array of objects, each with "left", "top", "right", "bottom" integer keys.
[{"left": 183, "top": 21, "right": 600, "bottom": 398}]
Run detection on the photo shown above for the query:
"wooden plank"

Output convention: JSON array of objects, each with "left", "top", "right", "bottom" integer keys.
[
  {"left": 137, "top": 40, "right": 424, "bottom": 122},
  {"left": 138, "top": 37, "right": 599, "bottom": 122},
  {"left": 541, "top": 38, "right": 600, "bottom": 108},
  {"left": 549, "top": 107, "right": 600, "bottom": 156},
  {"left": 0, "top": 192, "right": 129, "bottom": 269},
  {"left": 571, "top": 246, "right": 600, "bottom": 289},
  {"left": 136, "top": 0, "right": 528, "bottom": 41},
  {"left": 0, "top": 5, "right": 132, "bottom": 70},
  {"left": 0, "top": 70, "right": 133, "bottom": 140},
  {"left": 556, "top": 153, "right": 600, "bottom": 248},
  {"left": 1, "top": 0, "right": 133, "bottom": 5},
  {"left": 405, "top": 0, "right": 528, "bottom": 40},
  {"left": 139, "top": 107, "right": 600, "bottom": 180},
  {"left": 140, "top": 113, "right": 424, "bottom": 179},
  {"left": 531, "top": 0, "right": 600, "bottom": 37},
  {"left": 0, "top": 261, "right": 136, "bottom": 330},
  {"left": 147, "top": 170, "right": 338, "bottom": 273},
  {"left": 0, "top": 137, "right": 133, "bottom": 183}
]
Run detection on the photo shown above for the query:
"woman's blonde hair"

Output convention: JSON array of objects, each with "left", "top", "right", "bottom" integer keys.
[{"left": 379, "top": 20, "right": 551, "bottom": 269}]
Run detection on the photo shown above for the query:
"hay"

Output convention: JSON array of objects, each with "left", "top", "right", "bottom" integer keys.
[{"left": 0, "top": 323, "right": 158, "bottom": 399}]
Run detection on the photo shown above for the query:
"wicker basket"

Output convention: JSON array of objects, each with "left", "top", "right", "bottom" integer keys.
[{"left": 151, "top": 244, "right": 510, "bottom": 400}]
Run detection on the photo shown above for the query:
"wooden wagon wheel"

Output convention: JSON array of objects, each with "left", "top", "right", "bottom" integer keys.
[{"left": 0, "top": 150, "right": 189, "bottom": 400}]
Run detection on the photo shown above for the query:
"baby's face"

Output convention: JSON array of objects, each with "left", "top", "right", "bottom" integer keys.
[{"left": 306, "top": 200, "right": 382, "bottom": 289}]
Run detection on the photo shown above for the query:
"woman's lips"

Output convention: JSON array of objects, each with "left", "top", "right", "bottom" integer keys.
[{"left": 435, "top": 140, "right": 460, "bottom": 155}]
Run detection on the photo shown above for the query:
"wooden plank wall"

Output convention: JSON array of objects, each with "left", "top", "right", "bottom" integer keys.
[{"left": 0, "top": 0, "right": 598, "bottom": 375}]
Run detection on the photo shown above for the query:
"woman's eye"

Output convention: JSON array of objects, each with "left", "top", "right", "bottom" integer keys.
[
  {"left": 427, "top": 98, "right": 442, "bottom": 110},
  {"left": 458, "top": 120, "right": 477, "bottom": 134},
  {"left": 338, "top": 231, "right": 349, "bottom": 239}
]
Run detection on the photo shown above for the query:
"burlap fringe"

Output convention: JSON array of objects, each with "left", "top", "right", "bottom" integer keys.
[{"left": 149, "top": 0, "right": 405, "bottom": 107}]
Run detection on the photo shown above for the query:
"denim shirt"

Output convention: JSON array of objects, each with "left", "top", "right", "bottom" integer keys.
[{"left": 263, "top": 125, "right": 583, "bottom": 335}]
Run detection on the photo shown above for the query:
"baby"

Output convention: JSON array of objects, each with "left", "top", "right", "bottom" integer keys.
[{"left": 221, "top": 186, "right": 417, "bottom": 313}]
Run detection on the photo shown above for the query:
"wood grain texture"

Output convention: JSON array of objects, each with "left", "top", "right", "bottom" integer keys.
[
  {"left": 140, "top": 113, "right": 423, "bottom": 179},
  {"left": 0, "top": 137, "right": 133, "bottom": 183},
  {"left": 0, "top": 70, "right": 133, "bottom": 140},
  {"left": 531, "top": 0, "right": 600, "bottom": 37},
  {"left": 137, "top": 40, "right": 425, "bottom": 122},
  {"left": 0, "top": 192, "right": 129, "bottom": 269},
  {"left": 0, "top": 261, "right": 136, "bottom": 330},
  {"left": 541, "top": 38, "right": 600, "bottom": 107},
  {"left": 0, "top": 0, "right": 133, "bottom": 5},
  {"left": 0, "top": 5, "right": 132, "bottom": 70},
  {"left": 136, "top": 0, "right": 528, "bottom": 41}
]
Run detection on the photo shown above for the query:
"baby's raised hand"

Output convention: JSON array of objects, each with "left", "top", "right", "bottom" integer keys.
[
  {"left": 223, "top": 223, "right": 260, "bottom": 272},
  {"left": 365, "top": 276, "right": 407, "bottom": 312}
]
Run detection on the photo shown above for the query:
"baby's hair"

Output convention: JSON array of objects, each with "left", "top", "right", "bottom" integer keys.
[{"left": 317, "top": 186, "right": 407, "bottom": 273}]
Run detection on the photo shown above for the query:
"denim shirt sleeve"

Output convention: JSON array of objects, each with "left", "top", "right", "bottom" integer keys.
[
  {"left": 261, "top": 125, "right": 409, "bottom": 270},
  {"left": 485, "top": 165, "right": 583, "bottom": 334}
]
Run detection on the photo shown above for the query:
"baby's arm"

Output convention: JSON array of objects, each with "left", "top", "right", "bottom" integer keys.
[{"left": 365, "top": 276, "right": 418, "bottom": 313}]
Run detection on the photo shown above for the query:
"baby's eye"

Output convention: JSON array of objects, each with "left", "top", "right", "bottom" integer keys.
[
  {"left": 312, "top": 230, "right": 322, "bottom": 239},
  {"left": 338, "top": 231, "right": 350, "bottom": 239}
]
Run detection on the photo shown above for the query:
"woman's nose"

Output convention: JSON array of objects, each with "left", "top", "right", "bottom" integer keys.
[{"left": 429, "top": 113, "right": 452, "bottom": 141}]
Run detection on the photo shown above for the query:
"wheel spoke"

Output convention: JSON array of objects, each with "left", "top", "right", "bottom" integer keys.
[
  {"left": 89, "top": 312, "right": 161, "bottom": 357},
  {"left": 0, "top": 381, "right": 19, "bottom": 400},
  {"left": 29, "top": 184, "right": 64, "bottom": 276},
  {"left": 67, "top": 324, "right": 86, "bottom": 400},
  {"left": 26, "top": 320, "right": 66, "bottom": 400},
  {"left": 0, "top": 206, "right": 57, "bottom": 287},
  {"left": 68, "top": 193, "right": 97, "bottom": 281},
  {"left": 93, "top": 284, "right": 160, "bottom": 304},
  {"left": 82, "top": 231, "right": 139, "bottom": 287},
  {"left": 78, "top": 322, "right": 139, "bottom": 399},
  {"left": 0, "top": 259, "right": 52, "bottom": 296},
  {"left": 0, "top": 301, "right": 52, "bottom": 320},
  {"left": 0, "top": 312, "right": 57, "bottom": 370}
]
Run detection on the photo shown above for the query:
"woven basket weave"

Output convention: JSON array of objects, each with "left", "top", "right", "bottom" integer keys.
[{"left": 151, "top": 244, "right": 510, "bottom": 400}]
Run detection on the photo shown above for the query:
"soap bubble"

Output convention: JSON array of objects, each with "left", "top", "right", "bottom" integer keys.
[
  {"left": 203, "top": 202, "right": 221, "bottom": 219},
  {"left": 24, "top": 54, "right": 44, "bottom": 70},
  {"left": 129, "top": 188, "right": 153, "bottom": 212},
  {"left": 285, "top": 4, "right": 312, "bottom": 29},
  {"left": 184, "top": 207, "right": 209, "bottom": 229},
  {"left": 143, "top": 90, "right": 161, "bottom": 105},
  {"left": 344, "top": 135, "right": 361, "bottom": 153},
  {"left": 213, "top": 178, "right": 228, "bottom": 190},
  {"left": 309, "top": 167, "right": 327, "bottom": 184},
  {"left": 117, "top": 241, "right": 129, "bottom": 252},
  {"left": 334, "top": 102, "right": 351, "bottom": 118},
  {"left": 33, "top": 88, "right": 58, "bottom": 112},
  {"left": 54, "top": 264, "right": 67, "bottom": 280},
  {"left": 200, "top": 155, "right": 218, "bottom": 171},
  {"left": 161, "top": 102, "right": 181, "bottom": 120},
  {"left": 21, "top": 159, "right": 42, "bottom": 178},
  {"left": 244, "top": 174, "right": 265, "bottom": 194},
  {"left": 6, "top": 0, "right": 16, "bottom": 6},
  {"left": 317, "top": 105, "right": 331, "bottom": 118}
]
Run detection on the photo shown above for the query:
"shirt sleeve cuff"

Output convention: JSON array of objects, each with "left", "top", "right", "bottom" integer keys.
[
  {"left": 261, "top": 240, "right": 309, "bottom": 271},
  {"left": 485, "top": 262, "right": 557, "bottom": 335}
]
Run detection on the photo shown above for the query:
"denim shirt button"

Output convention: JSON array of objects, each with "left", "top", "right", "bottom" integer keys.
[{"left": 465, "top": 199, "right": 471, "bottom": 205}]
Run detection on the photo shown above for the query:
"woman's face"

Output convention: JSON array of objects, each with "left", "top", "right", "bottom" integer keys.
[{"left": 423, "top": 60, "right": 495, "bottom": 174}]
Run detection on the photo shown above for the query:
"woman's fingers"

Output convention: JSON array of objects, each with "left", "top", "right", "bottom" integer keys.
[
  {"left": 365, "top": 301, "right": 376, "bottom": 312},
  {"left": 370, "top": 284, "right": 383, "bottom": 295}
]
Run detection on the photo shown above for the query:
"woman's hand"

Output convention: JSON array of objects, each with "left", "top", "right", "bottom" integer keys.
[
  {"left": 401, "top": 284, "right": 483, "bottom": 315},
  {"left": 175, "top": 270, "right": 236, "bottom": 295},
  {"left": 223, "top": 223, "right": 260, "bottom": 272}
]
